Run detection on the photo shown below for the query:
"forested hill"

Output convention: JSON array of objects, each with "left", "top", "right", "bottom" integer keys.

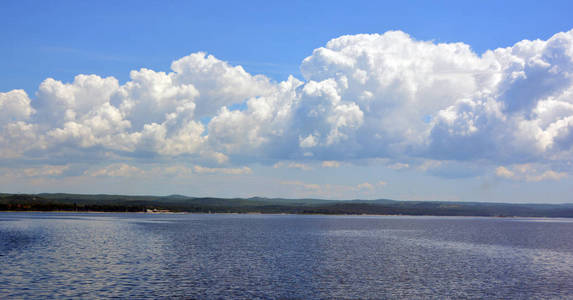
[{"left": 1, "top": 193, "right": 573, "bottom": 218}]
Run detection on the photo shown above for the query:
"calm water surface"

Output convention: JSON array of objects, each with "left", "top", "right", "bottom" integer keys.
[{"left": 1, "top": 212, "right": 573, "bottom": 299}]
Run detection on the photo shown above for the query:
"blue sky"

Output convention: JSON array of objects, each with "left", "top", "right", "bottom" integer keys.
[
  {"left": 1, "top": 0, "right": 573, "bottom": 202},
  {"left": 4, "top": 0, "right": 573, "bottom": 92}
]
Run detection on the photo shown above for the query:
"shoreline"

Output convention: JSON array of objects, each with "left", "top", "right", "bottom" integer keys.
[
  {"left": 1, "top": 210, "right": 571, "bottom": 219},
  {"left": 3, "top": 193, "right": 572, "bottom": 218}
]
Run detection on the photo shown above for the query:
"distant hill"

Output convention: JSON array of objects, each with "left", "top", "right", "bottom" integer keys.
[{"left": 1, "top": 193, "right": 573, "bottom": 218}]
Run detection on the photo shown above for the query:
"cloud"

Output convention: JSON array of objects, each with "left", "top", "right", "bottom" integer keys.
[
  {"left": 321, "top": 161, "right": 340, "bottom": 168},
  {"left": 2, "top": 29, "right": 573, "bottom": 181},
  {"left": 280, "top": 180, "right": 387, "bottom": 198},
  {"left": 495, "top": 164, "right": 567, "bottom": 182},
  {"left": 86, "top": 163, "right": 146, "bottom": 177},
  {"left": 0, "top": 90, "right": 35, "bottom": 123},
  {"left": 299, "top": 134, "right": 318, "bottom": 148},
  {"left": 495, "top": 166, "right": 515, "bottom": 179},
  {"left": 1, "top": 52, "right": 278, "bottom": 165},
  {"left": 280, "top": 180, "right": 322, "bottom": 191},
  {"left": 153, "top": 165, "right": 194, "bottom": 178},
  {"left": 355, "top": 182, "right": 374, "bottom": 191},
  {"left": 377, "top": 181, "right": 388, "bottom": 187},
  {"left": 193, "top": 165, "right": 252, "bottom": 175},
  {"left": 205, "top": 29, "right": 573, "bottom": 170},
  {"left": 0, "top": 165, "right": 69, "bottom": 177},
  {"left": 170, "top": 52, "right": 274, "bottom": 117},
  {"left": 528, "top": 170, "right": 567, "bottom": 182},
  {"left": 273, "top": 161, "right": 313, "bottom": 171},
  {"left": 84, "top": 163, "right": 253, "bottom": 178},
  {"left": 418, "top": 160, "right": 443, "bottom": 172},
  {"left": 387, "top": 162, "right": 409, "bottom": 170}
]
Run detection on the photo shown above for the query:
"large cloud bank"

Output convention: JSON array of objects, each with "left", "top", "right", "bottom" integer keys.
[{"left": 2, "top": 30, "right": 573, "bottom": 178}]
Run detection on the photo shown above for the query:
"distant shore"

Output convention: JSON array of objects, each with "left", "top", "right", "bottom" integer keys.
[{"left": 2, "top": 193, "right": 573, "bottom": 218}]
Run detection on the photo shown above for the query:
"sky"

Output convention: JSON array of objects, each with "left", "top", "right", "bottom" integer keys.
[{"left": 1, "top": 0, "right": 573, "bottom": 203}]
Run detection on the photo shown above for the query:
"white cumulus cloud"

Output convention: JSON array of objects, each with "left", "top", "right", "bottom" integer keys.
[{"left": 2, "top": 29, "right": 573, "bottom": 181}]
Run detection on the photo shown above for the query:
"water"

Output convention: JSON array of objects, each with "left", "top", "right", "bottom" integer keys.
[{"left": 1, "top": 213, "right": 573, "bottom": 299}]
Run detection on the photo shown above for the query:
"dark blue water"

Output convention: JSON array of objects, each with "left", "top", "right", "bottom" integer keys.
[{"left": 1, "top": 213, "right": 572, "bottom": 299}]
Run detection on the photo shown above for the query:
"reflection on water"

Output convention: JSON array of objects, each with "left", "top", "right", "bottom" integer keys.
[{"left": 1, "top": 213, "right": 572, "bottom": 298}]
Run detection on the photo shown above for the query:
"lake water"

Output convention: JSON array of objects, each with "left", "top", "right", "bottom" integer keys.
[{"left": 1, "top": 213, "right": 573, "bottom": 299}]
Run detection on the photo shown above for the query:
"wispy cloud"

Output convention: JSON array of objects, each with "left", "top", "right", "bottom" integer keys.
[
  {"left": 496, "top": 164, "right": 567, "bottom": 182},
  {"left": 86, "top": 163, "right": 145, "bottom": 177},
  {"left": 193, "top": 165, "right": 252, "bottom": 175},
  {"left": 1, "top": 165, "right": 69, "bottom": 177},
  {"left": 273, "top": 161, "right": 313, "bottom": 171},
  {"left": 280, "top": 180, "right": 387, "bottom": 197},
  {"left": 387, "top": 163, "right": 409, "bottom": 170},
  {"left": 322, "top": 161, "right": 340, "bottom": 168}
]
